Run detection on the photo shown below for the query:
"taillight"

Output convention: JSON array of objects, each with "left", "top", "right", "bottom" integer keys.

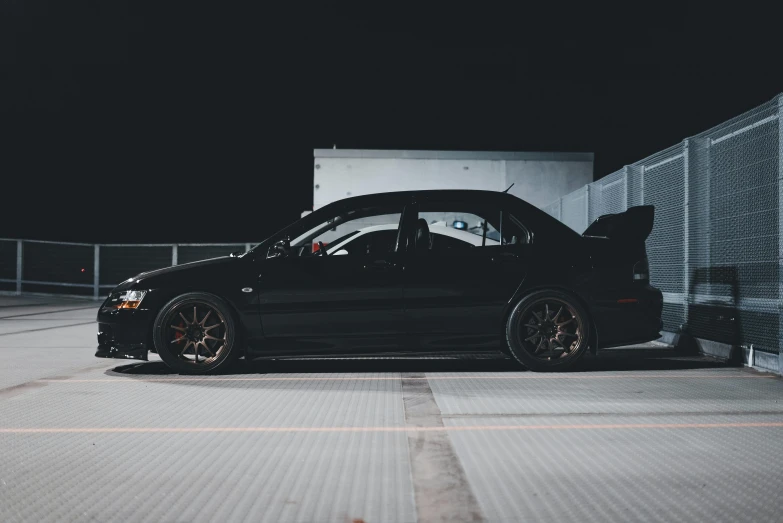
[{"left": 633, "top": 258, "right": 649, "bottom": 283}]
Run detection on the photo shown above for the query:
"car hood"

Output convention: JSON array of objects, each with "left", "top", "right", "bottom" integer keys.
[{"left": 113, "top": 256, "right": 239, "bottom": 291}]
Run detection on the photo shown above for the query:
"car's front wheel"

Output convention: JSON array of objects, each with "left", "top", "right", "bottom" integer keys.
[
  {"left": 153, "top": 292, "right": 240, "bottom": 374},
  {"left": 505, "top": 290, "right": 590, "bottom": 372}
]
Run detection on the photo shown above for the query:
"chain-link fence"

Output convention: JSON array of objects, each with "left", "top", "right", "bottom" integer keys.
[
  {"left": 542, "top": 94, "right": 782, "bottom": 356},
  {"left": 0, "top": 240, "right": 256, "bottom": 298}
]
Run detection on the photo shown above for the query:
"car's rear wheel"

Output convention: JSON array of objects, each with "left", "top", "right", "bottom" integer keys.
[
  {"left": 153, "top": 292, "right": 239, "bottom": 374},
  {"left": 505, "top": 290, "right": 590, "bottom": 371}
]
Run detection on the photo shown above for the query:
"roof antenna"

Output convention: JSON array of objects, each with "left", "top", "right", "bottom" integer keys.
[{"left": 502, "top": 183, "right": 514, "bottom": 193}]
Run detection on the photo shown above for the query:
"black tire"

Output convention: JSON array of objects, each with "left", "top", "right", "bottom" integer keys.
[
  {"left": 505, "top": 290, "right": 591, "bottom": 372},
  {"left": 153, "top": 292, "right": 240, "bottom": 374}
]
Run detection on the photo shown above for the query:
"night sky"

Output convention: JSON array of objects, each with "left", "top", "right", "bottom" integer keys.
[{"left": 2, "top": 3, "right": 781, "bottom": 243}]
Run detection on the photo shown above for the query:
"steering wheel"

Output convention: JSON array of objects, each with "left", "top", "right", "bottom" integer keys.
[{"left": 317, "top": 241, "right": 328, "bottom": 256}]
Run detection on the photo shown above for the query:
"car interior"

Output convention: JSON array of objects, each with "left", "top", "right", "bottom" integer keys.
[{"left": 274, "top": 203, "right": 532, "bottom": 260}]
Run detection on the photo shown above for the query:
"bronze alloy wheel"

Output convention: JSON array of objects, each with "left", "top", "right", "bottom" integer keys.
[
  {"left": 154, "top": 292, "right": 239, "bottom": 374},
  {"left": 505, "top": 290, "right": 590, "bottom": 371},
  {"left": 517, "top": 298, "right": 584, "bottom": 361},
  {"left": 167, "top": 302, "right": 228, "bottom": 365}
]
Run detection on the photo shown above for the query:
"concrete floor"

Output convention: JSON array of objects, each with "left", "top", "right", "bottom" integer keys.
[{"left": 1, "top": 295, "right": 782, "bottom": 522}]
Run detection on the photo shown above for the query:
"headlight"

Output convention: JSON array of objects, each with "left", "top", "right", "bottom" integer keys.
[{"left": 108, "top": 290, "right": 148, "bottom": 309}]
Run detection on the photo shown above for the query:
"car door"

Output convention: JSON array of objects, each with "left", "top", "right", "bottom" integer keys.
[
  {"left": 401, "top": 201, "right": 531, "bottom": 349},
  {"left": 256, "top": 203, "right": 408, "bottom": 353}
]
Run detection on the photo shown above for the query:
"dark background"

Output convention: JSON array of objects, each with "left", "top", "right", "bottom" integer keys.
[{"left": 1, "top": 2, "right": 781, "bottom": 243}]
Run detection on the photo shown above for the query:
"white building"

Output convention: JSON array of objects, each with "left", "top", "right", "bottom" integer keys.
[{"left": 311, "top": 149, "right": 593, "bottom": 211}]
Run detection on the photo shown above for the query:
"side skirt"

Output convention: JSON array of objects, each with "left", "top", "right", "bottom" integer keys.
[{"left": 247, "top": 350, "right": 509, "bottom": 361}]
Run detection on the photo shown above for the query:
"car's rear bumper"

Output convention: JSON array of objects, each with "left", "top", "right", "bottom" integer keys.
[
  {"left": 591, "top": 285, "right": 664, "bottom": 348},
  {"left": 95, "top": 307, "right": 153, "bottom": 360}
]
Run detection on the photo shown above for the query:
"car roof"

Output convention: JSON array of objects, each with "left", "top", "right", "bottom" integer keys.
[{"left": 322, "top": 189, "right": 525, "bottom": 209}]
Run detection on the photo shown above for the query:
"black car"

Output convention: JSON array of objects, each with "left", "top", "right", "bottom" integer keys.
[{"left": 96, "top": 190, "right": 662, "bottom": 373}]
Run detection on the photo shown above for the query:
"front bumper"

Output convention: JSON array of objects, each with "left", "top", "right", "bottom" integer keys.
[{"left": 96, "top": 306, "right": 154, "bottom": 360}]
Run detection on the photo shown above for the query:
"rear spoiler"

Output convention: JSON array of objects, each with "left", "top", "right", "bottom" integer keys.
[{"left": 582, "top": 205, "right": 654, "bottom": 241}]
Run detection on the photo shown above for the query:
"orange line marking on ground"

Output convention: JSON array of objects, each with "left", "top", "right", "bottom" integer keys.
[{"left": 2, "top": 422, "right": 783, "bottom": 434}]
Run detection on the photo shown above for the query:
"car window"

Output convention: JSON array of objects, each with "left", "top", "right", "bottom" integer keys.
[
  {"left": 334, "top": 229, "right": 399, "bottom": 256},
  {"left": 430, "top": 231, "right": 477, "bottom": 250},
  {"left": 415, "top": 207, "right": 505, "bottom": 253},
  {"left": 419, "top": 211, "right": 501, "bottom": 248},
  {"left": 502, "top": 213, "right": 532, "bottom": 245},
  {"left": 288, "top": 207, "right": 403, "bottom": 256}
]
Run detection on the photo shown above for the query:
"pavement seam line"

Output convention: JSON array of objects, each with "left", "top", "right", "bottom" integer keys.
[
  {"left": 0, "top": 321, "right": 96, "bottom": 337},
  {"left": 401, "top": 371, "right": 486, "bottom": 523},
  {"left": 0, "top": 362, "right": 119, "bottom": 398},
  {"left": 0, "top": 305, "right": 97, "bottom": 319},
  {"left": 0, "top": 302, "right": 52, "bottom": 308}
]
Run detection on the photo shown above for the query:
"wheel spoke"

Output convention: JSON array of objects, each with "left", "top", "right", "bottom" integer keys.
[
  {"left": 548, "top": 339, "right": 555, "bottom": 359},
  {"left": 199, "top": 310, "right": 212, "bottom": 326},
  {"left": 552, "top": 307, "right": 563, "bottom": 323},
  {"left": 199, "top": 341, "right": 215, "bottom": 357},
  {"left": 193, "top": 306, "right": 198, "bottom": 325},
  {"left": 170, "top": 325, "right": 186, "bottom": 333},
  {"left": 532, "top": 310, "right": 543, "bottom": 323},
  {"left": 556, "top": 318, "right": 574, "bottom": 327},
  {"left": 204, "top": 323, "right": 222, "bottom": 332},
  {"left": 204, "top": 334, "right": 224, "bottom": 342},
  {"left": 535, "top": 337, "right": 546, "bottom": 354},
  {"left": 525, "top": 333, "right": 540, "bottom": 342},
  {"left": 179, "top": 312, "right": 191, "bottom": 326},
  {"left": 559, "top": 331, "right": 577, "bottom": 338},
  {"left": 180, "top": 340, "right": 193, "bottom": 356},
  {"left": 544, "top": 304, "right": 550, "bottom": 320},
  {"left": 171, "top": 337, "right": 185, "bottom": 344}
]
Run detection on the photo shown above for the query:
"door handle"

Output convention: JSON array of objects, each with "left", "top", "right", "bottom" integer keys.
[
  {"left": 364, "top": 259, "right": 393, "bottom": 271},
  {"left": 492, "top": 252, "right": 519, "bottom": 262}
]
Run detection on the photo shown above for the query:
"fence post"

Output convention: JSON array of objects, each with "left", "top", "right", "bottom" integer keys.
[
  {"left": 682, "top": 140, "right": 690, "bottom": 329},
  {"left": 16, "top": 240, "right": 22, "bottom": 295},
  {"left": 93, "top": 245, "right": 100, "bottom": 299},
  {"left": 778, "top": 94, "right": 783, "bottom": 371},
  {"left": 172, "top": 245, "right": 178, "bottom": 266},
  {"left": 623, "top": 166, "right": 629, "bottom": 210},
  {"left": 640, "top": 165, "right": 645, "bottom": 204},
  {"left": 584, "top": 184, "right": 590, "bottom": 231}
]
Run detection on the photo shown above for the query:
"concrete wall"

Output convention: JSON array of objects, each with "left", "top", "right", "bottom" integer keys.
[
  {"left": 504, "top": 160, "right": 595, "bottom": 209},
  {"left": 312, "top": 150, "right": 593, "bottom": 210}
]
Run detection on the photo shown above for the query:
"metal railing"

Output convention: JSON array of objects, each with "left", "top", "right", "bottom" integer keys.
[
  {"left": 542, "top": 93, "right": 783, "bottom": 360},
  {"left": 0, "top": 239, "right": 257, "bottom": 299}
]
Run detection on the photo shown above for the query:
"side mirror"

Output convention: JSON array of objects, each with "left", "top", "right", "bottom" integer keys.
[{"left": 268, "top": 237, "right": 291, "bottom": 258}]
